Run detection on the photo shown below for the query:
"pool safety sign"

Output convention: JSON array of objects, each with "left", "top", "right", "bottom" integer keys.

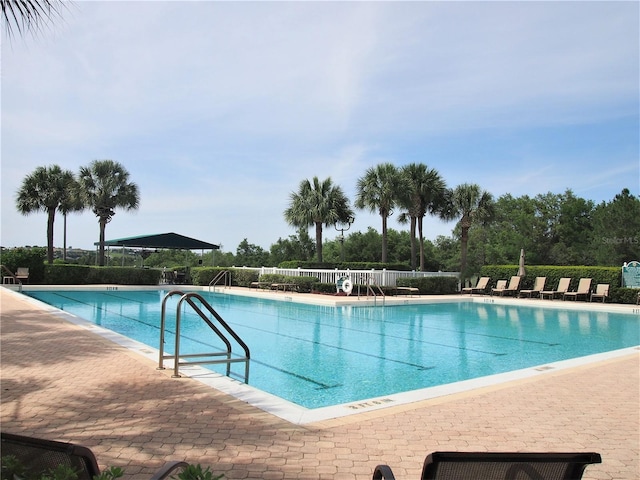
[{"left": 622, "top": 261, "right": 640, "bottom": 288}]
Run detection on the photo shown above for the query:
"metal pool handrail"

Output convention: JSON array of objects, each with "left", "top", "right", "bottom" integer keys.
[{"left": 158, "top": 290, "right": 250, "bottom": 382}]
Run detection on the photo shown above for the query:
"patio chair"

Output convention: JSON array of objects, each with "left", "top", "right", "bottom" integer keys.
[
  {"left": 519, "top": 276, "right": 546, "bottom": 298},
  {"left": 461, "top": 276, "right": 490, "bottom": 295},
  {"left": 491, "top": 276, "right": 521, "bottom": 296},
  {"left": 0, "top": 432, "right": 188, "bottom": 480},
  {"left": 563, "top": 278, "right": 592, "bottom": 301},
  {"left": 15, "top": 267, "right": 29, "bottom": 283},
  {"left": 372, "top": 451, "right": 602, "bottom": 480},
  {"left": 540, "top": 277, "right": 571, "bottom": 300},
  {"left": 590, "top": 284, "right": 609, "bottom": 303}
]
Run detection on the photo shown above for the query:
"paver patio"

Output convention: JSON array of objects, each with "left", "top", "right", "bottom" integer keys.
[{"left": 1, "top": 288, "right": 638, "bottom": 479}]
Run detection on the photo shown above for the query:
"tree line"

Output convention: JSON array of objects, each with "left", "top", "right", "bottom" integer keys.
[{"left": 14, "top": 161, "right": 639, "bottom": 278}]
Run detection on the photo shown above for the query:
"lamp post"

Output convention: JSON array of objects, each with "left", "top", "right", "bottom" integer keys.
[{"left": 334, "top": 216, "right": 355, "bottom": 261}]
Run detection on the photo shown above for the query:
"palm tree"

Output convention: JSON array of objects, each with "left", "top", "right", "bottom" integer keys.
[
  {"left": 448, "top": 183, "right": 495, "bottom": 278},
  {"left": 284, "top": 176, "right": 354, "bottom": 263},
  {"left": 355, "top": 163, "right": 402, "bottom": 263},
  {"left": 398, "top": 164, "right": 448, "bottom": 270},
  {"left": 78, "top": 160, "right": 140, "bottom": 266},
  {"left": 1, "top": 0, "right": 67, "bottom": 38},
  {"left": 58, "top": 183, "right": 84, "bottom": 262},
  {"left": 15, "top": 165, "right": 77, "bottom": 264}
]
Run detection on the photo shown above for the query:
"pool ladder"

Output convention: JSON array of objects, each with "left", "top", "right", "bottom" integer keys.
[
  {"left": 208, "top": 270, "right": 231, "bottom": 292},
  {"left": 357, "top": 275, "right": 385, "bottom": 305},
  {"left": 158, "top": 290, "right": 250, "bottom": 382}
]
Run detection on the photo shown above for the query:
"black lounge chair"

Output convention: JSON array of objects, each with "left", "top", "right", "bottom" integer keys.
[
  {"left": 372, "top": 451, "right": 602, "bottom": 480},
  {"left": 1, "top": 432, "right": 188, "bottom": 480}
]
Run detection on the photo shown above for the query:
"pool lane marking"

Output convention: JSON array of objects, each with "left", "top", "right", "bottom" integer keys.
[
  {"left": 37, "top": 293, "right": 345, "bottom": 390},
  {"left": 206, "top": 299, "right": 547, "bottom": 352},
  {"left": 208, "top": 297, "right": 560, "bottom": 347},
  {"left": 228, "top": 323, "right": 440, "bottom": 369},
  {"left": 231, "top": 318, "right": 507, "bottom": 357},
  {"left": 47, "top": 291, "right": 507, "bottom": 358}
]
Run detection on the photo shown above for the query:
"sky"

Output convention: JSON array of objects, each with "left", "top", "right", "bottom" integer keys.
[{"left": 2, "top": 1, "right": 639, "bottom": 253}]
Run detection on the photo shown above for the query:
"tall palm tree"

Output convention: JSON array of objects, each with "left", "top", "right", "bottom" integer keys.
[
  {"left": 78, "top": 160, "right": 140, "bottom": 266},
  {"left": 398, "top": 163, "right": 448, "bottom": 270},
  {"left": 448, "top": 183, "right": 495, "bottom": 278},
  {"left": 15, "top": 165, "right": 77, "bottom": 264},
  {"left": 58, "top": 183, "right": 84, "bottom": 262},
  {"left": 284, "top": 176, "right": 353, "bottom": 263},
  {"left": 355, "top": 163, "right": 402, "bottom": 263}
]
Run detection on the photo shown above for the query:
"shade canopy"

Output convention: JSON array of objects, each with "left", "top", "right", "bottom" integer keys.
[{"left": 99, "top": 232, "right": 220, "bottom": 250}]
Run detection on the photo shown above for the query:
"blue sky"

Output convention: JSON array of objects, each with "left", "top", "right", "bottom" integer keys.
[{"left": 2, "top": 1, "right": 638, "bottom": 253}]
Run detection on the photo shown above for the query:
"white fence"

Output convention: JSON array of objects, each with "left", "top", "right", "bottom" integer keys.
[{"left": 233, "top": 266, "right": 460, "bottom": 288}]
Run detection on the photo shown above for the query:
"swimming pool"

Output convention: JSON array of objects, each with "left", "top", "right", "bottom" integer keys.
[{"left": 23, "top": 288, "right": 639, "bottom": 414}]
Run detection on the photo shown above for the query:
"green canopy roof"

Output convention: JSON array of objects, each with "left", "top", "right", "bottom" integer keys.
[{"left": 99, "top": 232, "right": 219, "bottom": 250}]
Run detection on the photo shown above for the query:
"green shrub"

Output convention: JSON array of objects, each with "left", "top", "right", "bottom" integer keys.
[
  {"left": 312, "top": 282, "right": 338, "bottom": 294},
  {"left": 289, "top": 276, "right": 319, "bottom": 293},
  {"left": 258, "top": 273, "right": 288, "bottom": 284},
  {"left": 44, "top": 265, "right": 161, "bottom": 285},
  {"left": 233, "top": 269, "right": 259, "bottom": 287},
  {"left": 0, "top": 247, "right": 46, "bottom": 283},
  {"left": 255, "top": 274, "right": 319, "bottom": 293},
  {"left": 396, "top": 276, "right": 459, "bottom": 295},
  {"left": 611, "top": 287, "right": 640, "bottom": 304}
]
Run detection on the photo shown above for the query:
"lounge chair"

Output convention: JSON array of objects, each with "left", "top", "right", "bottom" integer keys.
[
  {"left": 461, "top": 276, "right": 490, "bottom": 295},
  {"left": 1, "top": 432, "right": 188, "bottom": 480},
  {"left": 15, "top": 267, "right": 29, "bottom": 283},
  {"left": 491, "top": 276, "right": 521, "bottom": 296},
  {"left": 563, "top": 278, "right": 592, "bottom": 301},
  {"left": 372, "top": 451, "right": 602, "bottom": 480},
  {"left": 519, "top": 276, "right": 546, "bottom": 298},
  {"left": 540, "top": 277, "right": 571, "bottom": 300},
  {"left": 494, "top": 279, "right": 507, "bottom": 290},
  {"left": 590, "top": 283, "right": 609, "bottom": 303}
]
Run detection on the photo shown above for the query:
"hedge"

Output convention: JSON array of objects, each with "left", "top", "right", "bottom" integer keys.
[
  {"left": 44, "top": 264, "right": 161, "bottom": 285},
  {"left": 191, "top": 267, "right": 259, "bottom": 287},
  {"left": 1, "top": 247, "right": 46, "bottom": 283},
  {"left": 396, "top": 276, "right": 459, "bottom": 295},
  {"left": 257, "top": 274, "right": 320, "bottom": 293}
]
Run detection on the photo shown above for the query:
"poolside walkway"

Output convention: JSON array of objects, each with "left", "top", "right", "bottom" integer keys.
[{"left": 1, "top": 287, "right": 638, "bottom": 479}]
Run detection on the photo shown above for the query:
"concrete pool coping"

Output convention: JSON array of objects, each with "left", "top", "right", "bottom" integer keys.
[{"left": 7, "top": 285, "right": 640, "bottom": 425}]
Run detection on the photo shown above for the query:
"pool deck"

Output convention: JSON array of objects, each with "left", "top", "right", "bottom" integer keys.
[{"left": 1, "top": 286, "right": 639, "bottom": 479}]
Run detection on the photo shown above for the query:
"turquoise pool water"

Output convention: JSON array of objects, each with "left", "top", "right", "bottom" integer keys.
[{"left": 25, "top": 290, "right": 639, "bottom": 409}]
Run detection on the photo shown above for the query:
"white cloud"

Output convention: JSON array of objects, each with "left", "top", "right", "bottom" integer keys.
[{"left": 1, "top": 1, "right": 637, "bottom": 252}]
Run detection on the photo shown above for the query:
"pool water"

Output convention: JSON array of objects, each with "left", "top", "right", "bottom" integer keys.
[{"left": 25, "top": 290, "right": 639, "bottom": 409}]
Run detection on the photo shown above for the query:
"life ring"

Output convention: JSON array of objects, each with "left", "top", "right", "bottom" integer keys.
[{"left": 342, "top": 279, "right": 353, "bottom": 295}]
